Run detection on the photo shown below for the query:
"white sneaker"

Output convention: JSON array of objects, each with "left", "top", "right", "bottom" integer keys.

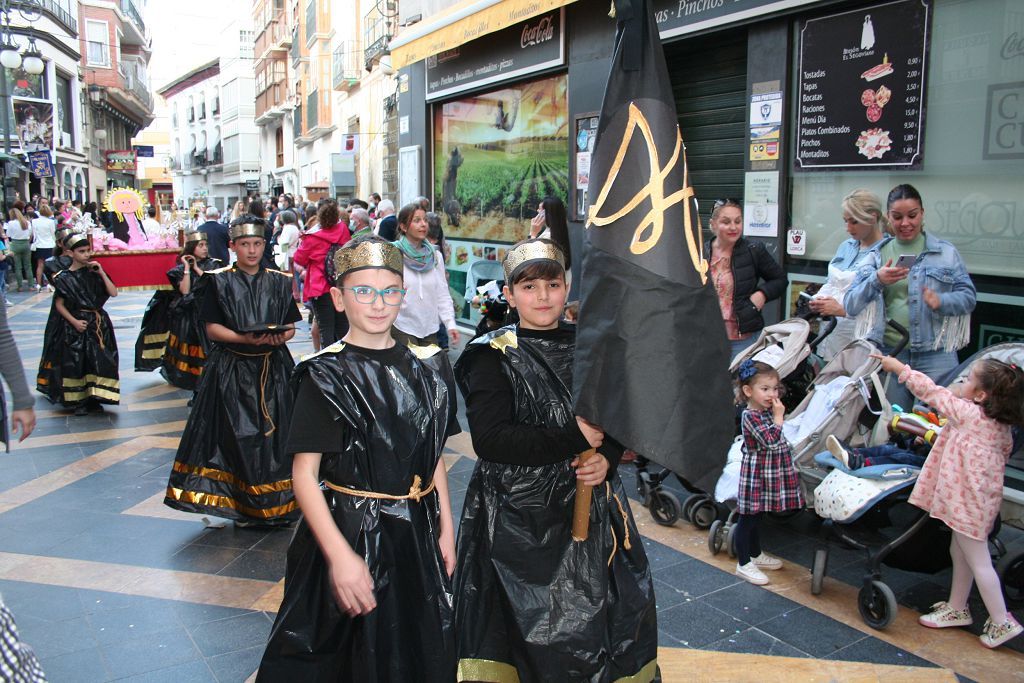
[
  {"left": 736, "top": 561, "right": 769, "bottom": 585},
  {"left": 826, "top": 435, "right": 850, "bottom": 468},
  {"left": 751, "top": 552, "right": 783, "bottom": 571},
  {"left": 980, "top": 615, "right": 1023, "bottom": 648}
]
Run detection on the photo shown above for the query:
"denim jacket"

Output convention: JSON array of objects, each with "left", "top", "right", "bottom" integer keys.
[
  {"left": 843, "top": 233, "right": 976, "bottom": 352},
  {"left": 829, "top": 237, "right": 883, "bottom": 271}
]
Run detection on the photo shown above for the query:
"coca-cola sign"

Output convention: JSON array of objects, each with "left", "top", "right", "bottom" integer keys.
[
  {"left": 427, "top": 8, "right": 564, "bottom": 101},
  {"left": 521, "top": 16, "right": 555, "bottom": 48}
]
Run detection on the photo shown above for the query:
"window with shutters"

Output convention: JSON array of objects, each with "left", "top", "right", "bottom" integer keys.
[{"left": 86, "top": 20, "right": 110, "bottom": 67}]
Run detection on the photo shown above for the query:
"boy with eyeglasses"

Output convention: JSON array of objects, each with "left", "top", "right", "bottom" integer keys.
[
  {"left": 164, "top": 214, "right": 302, "bottom": 527},
  {"left": 258, "top": 235, "right": 458, "bottom": 681}
]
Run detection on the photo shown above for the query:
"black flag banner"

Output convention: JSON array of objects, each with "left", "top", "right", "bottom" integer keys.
[{"left": 573, "top": 0, "right": 735, "bottom": 493}]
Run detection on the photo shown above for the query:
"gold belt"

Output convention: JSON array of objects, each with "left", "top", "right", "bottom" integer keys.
[{"left": 324, "top": 475, "right": 435, "bottom": 502}]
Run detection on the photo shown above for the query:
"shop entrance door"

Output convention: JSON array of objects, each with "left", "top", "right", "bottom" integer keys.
[{"left": 664, "top": 28, "right": 748, "bottom": 231}]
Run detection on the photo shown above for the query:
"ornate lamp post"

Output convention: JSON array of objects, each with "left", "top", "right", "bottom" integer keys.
[{"left": 0, "top": 0, "right": 45, "bottom": 207}]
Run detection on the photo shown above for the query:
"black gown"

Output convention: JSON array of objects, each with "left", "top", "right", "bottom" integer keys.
[
  {"left": 453, "top": 325, "right": 658, "bottom": 683},
  {"left": 160, "top": 257, "right": 222, "bottom": 389},
  {"left": 40, "top": 267, "right": 119, "bottom": 406},
  {"left": 164, "top": 265, "right": 302, "bottom": 522},
  {"left": 258, "top": 342, "right": 456, "bottom": 682},
  {"left": 35, "top": 254, "right": 73, "bottom": 402}
]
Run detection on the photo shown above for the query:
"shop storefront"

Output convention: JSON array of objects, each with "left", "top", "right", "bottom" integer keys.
[{"left": 395, "top": 0, "right": 1024, "bottom": 340}]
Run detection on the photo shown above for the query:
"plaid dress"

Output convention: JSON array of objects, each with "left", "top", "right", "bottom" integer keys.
[{"left": 738, "top": 408, "right": 804, "bottom": 514}]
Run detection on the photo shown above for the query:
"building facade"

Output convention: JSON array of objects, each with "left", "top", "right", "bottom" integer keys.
[{"left": 79, "top": 0, "right": 154, "bottom": 203}]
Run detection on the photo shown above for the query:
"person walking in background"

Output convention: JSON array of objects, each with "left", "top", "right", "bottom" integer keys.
[
  {"left": 375, "top": 199, "right": 397, "bottom": 240},
  {"left": 293, "top": 200, "right": 352, "bottom": 347},
  {"left": 4, "top": 203, "right": 32, "bottom": 292},
  {"left": 142, "top": 206, "right": 161, "bottom": 237},
  {"left": 708, "top": 199, "right": 788, "bottom": 359},
  {"left": 348, "top": 207, "right": 373, "bottom": 240},
  {"left": 198, "top": 206, "right": 230, "bottom": 265}
]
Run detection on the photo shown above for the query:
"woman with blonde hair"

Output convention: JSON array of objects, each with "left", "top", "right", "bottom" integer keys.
[{"left": 809, "top": 188, "right": 888, "bottom": 358}]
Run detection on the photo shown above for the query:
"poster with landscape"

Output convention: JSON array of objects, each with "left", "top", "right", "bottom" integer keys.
[{"left": 433, "top": 73, "right": 568, "bottom": 244}]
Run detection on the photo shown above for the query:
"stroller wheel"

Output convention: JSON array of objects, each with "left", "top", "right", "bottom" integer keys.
[
  {"left": 726, "top": 522, "right": 737, "bottom": 558},
  {"left": 690, "top": 498, "right": 718, "bottom": 530},
  {"left": 636, "top": 476, "right": 651, "bottom": 505},
  {"left": 708, "top": 520, "right": 724, "bottom": 555},
  {"left": 648, "top": 490, "right": 681, "bottom": 527},
  {"left": 858, "top": 580, "right": 897, "bottom": 630},
  {"left": 811, "top": 548, "right": 828, "bottom": 596},
  {"left": 681, "top": 494, "right": 701, "bottom": 523},
  {"left": 996, "top": 548, "right": 1024, "bottom": 609}
]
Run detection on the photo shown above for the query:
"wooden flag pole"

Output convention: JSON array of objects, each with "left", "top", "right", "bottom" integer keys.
[{"left": 572, "top": 448, "right": 597, "bottom": 541}]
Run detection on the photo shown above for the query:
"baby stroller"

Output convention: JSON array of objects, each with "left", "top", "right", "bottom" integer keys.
[
  {"left": 637, "top": 317, "right": 834, "bottom": 529},
  {"left": 809, "top": 341, "right": 1024, "bottom": 630}
]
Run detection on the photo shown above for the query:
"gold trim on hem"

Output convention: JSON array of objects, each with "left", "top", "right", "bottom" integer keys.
[
  {"left": 171, "top": 461, "right": 293, "bottom": 496},
  {"left": 141, "top": 348, "right": 165, "bottom": 359},
  {"left": 165, "top": 487, "right": 297, "bottom": 519},
  {"left": 615, "top": 659, "right": 659, "bottom": 683},
  {"left": 62, "top": 374, "right": 120, "bottom": 389},
  {"left": 457, "top": 658, "right": 520, "bottom": 683},
  {"left": 144, "top": 332, "right": 170, "bottom": 344}
]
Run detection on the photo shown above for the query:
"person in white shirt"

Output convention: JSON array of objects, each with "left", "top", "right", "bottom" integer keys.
[
  {"left": 142, "top": 206, "right": 160, "bottom": 239},
  {"left": 30, "top": 205, "right": 57, "bottom": 290},
  {"left": 275, "top": 210, "right": 301, "bottom": 269},
  {"left": 3, "top": 207, "right": 32, "bottom": 291}
]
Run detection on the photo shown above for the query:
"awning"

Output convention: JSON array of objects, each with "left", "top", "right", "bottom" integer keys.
[{"left": 389, "top": 0, "right": 577, "bottom": 69}]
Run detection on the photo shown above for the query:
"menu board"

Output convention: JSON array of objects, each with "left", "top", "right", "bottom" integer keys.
[{"left": 795, "top": 0, "right": 931, "bottom": 170}]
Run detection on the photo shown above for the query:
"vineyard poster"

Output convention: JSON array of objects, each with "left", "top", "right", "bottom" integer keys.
[{"left": 433, "top": 73, "right": 569, "bottom": 244}]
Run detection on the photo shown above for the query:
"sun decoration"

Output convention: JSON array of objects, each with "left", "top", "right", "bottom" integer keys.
[{"left": 103, "top": 187, "right": 148, "bottom": 222}]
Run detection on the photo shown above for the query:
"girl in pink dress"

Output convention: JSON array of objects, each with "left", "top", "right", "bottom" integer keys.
[{"left": 874, "top": 353, "right": 1024, "bottom": 648}]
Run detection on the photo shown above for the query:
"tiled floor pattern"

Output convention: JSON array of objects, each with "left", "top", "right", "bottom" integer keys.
[{"left": 0, "top": 289, "right": 1020, "bottom": 681}]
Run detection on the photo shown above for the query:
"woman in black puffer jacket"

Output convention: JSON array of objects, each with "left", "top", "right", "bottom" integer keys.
[{"left": 708, "top": 199, "right": 788, "bottom": 359}]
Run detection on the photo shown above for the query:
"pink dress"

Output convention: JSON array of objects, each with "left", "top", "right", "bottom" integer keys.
[{"left": 903, "top": 367, "right": 1013, "bottom": 540}]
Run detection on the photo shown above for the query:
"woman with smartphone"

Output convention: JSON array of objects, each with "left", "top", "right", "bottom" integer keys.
[
  {"left": 844, "top": 184, "right": 976, "bottom": 408},
  {"left": 528, "top": 196, "right": 572, "bottom": 287}
]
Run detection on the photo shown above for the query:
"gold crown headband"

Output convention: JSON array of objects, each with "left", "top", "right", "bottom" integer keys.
[
  {"left": 64, "top": 233, "right": 90, "bottom": 250},
  {"left": 55, "top": 227, "right": 73, "bottom": 243},
  {"left": 333, "top": 240, "right": 404, "bottom": 282},
  {"left": 229, "top": 223, "right": 264, "bottom": 240},
  {"left": 502, "top": 240, "right": 566, "bottom": 281},
  {"left": 185, "top": 231, "right": 207, "bottom": 244}
]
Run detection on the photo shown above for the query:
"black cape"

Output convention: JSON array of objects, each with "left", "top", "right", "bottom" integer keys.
[
  {"left": 164, "top": 265, "right": 301, "bottom": 522},
  {"left": 259, "top": 342, "right": 456, "bottom": 682},
  {"left": 38, "top": 267, "right": 119, "bottom": 406},
  {"left": 36, "top": 254, "right": 74, "bottom": 400},
  {"left": 160, "top": 257, "right": 222, "bottom": 389},
  {"left": 135, "top": 289, "right": 174, "bottom": 371},
  {"left": 453, "top": 326, "right": 658, "bottom": 682}
]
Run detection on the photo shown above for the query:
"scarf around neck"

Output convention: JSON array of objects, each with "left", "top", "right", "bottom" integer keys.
[{"left": 394, "top": 236, "right": 435, "bottom": 273}]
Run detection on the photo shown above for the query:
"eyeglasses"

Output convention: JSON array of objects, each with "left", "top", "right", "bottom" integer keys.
[{"left": 340, "top": 285, "right": 406, "bottom": 306}]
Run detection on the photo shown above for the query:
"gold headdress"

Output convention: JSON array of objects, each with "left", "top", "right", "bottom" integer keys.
[
  {"left": 55, "top": 227, "right": 74, "bottom": 244},
  {"left": 64, "top": 232, "right": 91, "bottom": 250},
  {"left": 184, "top": 231, "right": 207, "bottom": 243},
  {"left": 333, "top": 240, "right": 404, "bottom": 282},
  {"left": 502, "top": 239, "right": 566, "bottom": 281},
  {"left": 228, "top": 223, "right": 264, "bottom": 240}
]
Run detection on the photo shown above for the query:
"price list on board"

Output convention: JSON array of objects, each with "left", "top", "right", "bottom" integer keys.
[{"left": 795, "top": 0, "right": 931, "bottom": 170}]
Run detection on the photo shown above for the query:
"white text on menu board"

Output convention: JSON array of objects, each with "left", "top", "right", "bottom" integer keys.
[{"left": 800, "top": 70, "right": 851, "bottom": 158}]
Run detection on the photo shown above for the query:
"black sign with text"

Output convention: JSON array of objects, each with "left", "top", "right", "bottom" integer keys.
[
  {"left": 425, "top": 9, "right": 564, "bottom": 101},
  {"left": 653, "top": 0, "right": 821, "bottom": 38},
  {"left": 795, "top": 0, "right": 931, "bottom": 170}
]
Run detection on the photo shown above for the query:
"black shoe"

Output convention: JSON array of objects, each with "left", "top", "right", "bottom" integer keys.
[{"left": 73, "top": 404, "right": 89, "bottom": 416}]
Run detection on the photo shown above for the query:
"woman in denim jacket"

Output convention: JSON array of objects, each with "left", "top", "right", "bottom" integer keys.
[{"left": 844, "top": 184, "right": 976, "bottom": 409}]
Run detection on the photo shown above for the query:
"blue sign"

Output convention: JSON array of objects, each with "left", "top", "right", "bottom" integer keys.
[
  {"left": 134, "top": 145, "right": 154, "bottom": 158},
  {"left": 28, "top": 150, "right": 53, "bottom": 178}
]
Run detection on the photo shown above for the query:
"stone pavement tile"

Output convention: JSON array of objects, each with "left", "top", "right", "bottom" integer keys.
[
  {"left": 652, "top": 577, "right": 692, "bottom": 610},
  {"left": 640, "top": 537, "right": 691, "bottom": 572},
  {"left": 165, "top": 542, "right": 248, "bottom": 575},
  {"left": 217, "top": 549, "right": 287, "bottom": 582},
  {"left": 0, "top": 579, "right": 88, "bottom": 622},
  {"left": 48, "top": 529, "right": 189, "bottom": 568},
  {"left": 756, "top": 606, "right": 868, "bottom": 658},
  {"left": 116, "top": 658, "right": 218, "bottom": 683},
  {"left": 705, "top": 627, "right": 812, "bottom": 659},
  {"left": 188, "top": 610, "right": 273, "bottom": 658},
  {"left": 824, "top": 635, "right": 936, "bottom": 668},
  {"left": 16, "top": 613, "right": 96, "bottom": 660},
  {"left": 189, "top": 525, "right": 276, "bottom": 550},
  {"left": 206, "top": 644, "right": 266, "bottom": 683},
  {"left": 251, "top": 529, "right": 295, "bottom": 554},
  {"left": 172, "top": 601, "right": 256, "bottom": 630},
  {"left": 657, "top": 600, "right": 746, "bottom": 648},
  {"left": 702, "top": 581, "right": 801, "bottom": 626},
  {"left": 99, "top": 624, "right": 203, "bottom": 679},
  {"left": 78, "top": 588, "right": 169, "bottom": 615},
  {"left": 0, "top": 525, "right": 78, "bottom": 555},
  {"left": 39, "top": 646, "right": 110, "bottom": 682},
  {"left": 87, "top": 601, "right": 181, "bottom": 645},
  {"left": 654, "top": 554, "right": 740, "bottom": 599},
  {"left": 116, "top": 568, "right": 273, "bottom": 609},
  {"left": 249, "top": 581, "right": 284, "bottom": 613}
]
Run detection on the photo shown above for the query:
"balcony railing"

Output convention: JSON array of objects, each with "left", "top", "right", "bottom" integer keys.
[
  {"left": 118, "top": 58, "right": 153, "bottom": 110},
  {"left": 255, "top": 17, "right": 290, "bottom": 57},
  {"left": 120, "top": 0, "right": 146, "bottom": 36},
  {"left": 363, "top": 3, "right": 396, "bottom": 68},
  {"left": 255, "top": 82, "right": 287, "bottom": 120},
  {"left": 12, "top": 0, "right": 76, "bottom": 34},
  {"left": 332, "top": 42, "right": 361, "bottom": 90}
]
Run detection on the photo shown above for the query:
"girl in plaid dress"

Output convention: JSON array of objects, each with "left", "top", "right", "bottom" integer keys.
[{"left": 734, "top": 360, "right": 804, "bottom": 585}]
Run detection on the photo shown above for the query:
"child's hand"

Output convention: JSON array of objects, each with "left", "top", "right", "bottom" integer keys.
[
  {"left": 575, "top": 416, "right": 604, "bottom": 450},
  {"left": 771, "top": 397, "right": 786, "bottom": 424},
  {"left": 572, "top": 452, "right": 609, "bottom": 486},
  {"left": 71, "top": 318, "right": 88, "bottom": 333},
  {"left": 439, "top": 526, "right": 456, "bottom": 577},
  {"left": 327, "top": 551, "right": 376, "bottom": 617},
  {"left": 870, "top": 353, "right": 906, "bottom": 375}
]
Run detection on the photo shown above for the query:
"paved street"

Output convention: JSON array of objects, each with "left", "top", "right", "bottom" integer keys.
[{"left": 1, "top": 288, "right": 1021, "bottom": 682}]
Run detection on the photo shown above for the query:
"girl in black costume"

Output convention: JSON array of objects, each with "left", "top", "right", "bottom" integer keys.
[
  {"left": 36, "top": 228, "right": 74, "bottom": 401},
  {"left": 160, "top": 232, "right": 223, "bottom": 389},
  {"left": 258, "top": 236, "right": 458, "bottom": 681},
  {"left": 453, "top": 239, "right": 658, "bottom": 682},
  {"left": 46, "top": 233, "right": 120, "bottom": 415}
]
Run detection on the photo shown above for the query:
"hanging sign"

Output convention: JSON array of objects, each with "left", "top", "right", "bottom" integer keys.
[
  {"left": 28, "top": 150, "right": 54, "bottom": 177},
  {"left": 795, "top": 0, "right": 931, "bottom": 170}
]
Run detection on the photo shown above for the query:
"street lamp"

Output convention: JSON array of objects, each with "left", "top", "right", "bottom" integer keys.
[{"left": 0, "top": 0, "right": 46, "bottom": 209}]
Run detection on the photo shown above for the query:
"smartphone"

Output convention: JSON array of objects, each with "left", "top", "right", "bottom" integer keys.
[{"left": 894, "top": 254, "right": 916, "bottom": 269}]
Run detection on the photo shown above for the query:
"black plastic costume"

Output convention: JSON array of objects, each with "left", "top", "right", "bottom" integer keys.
[
  {"left": 258, "top": 342, "right": 456, "bottom": 682},
  {"left": 35, "top": 254, "right": 74, "bottom": 400},
  {"left": 134, "top": 288, "right": 174, "bottom": 371},
  {"left": 161, "top": 257, "right": 222, "bottom": 389},
  {"left": 164, "top": 265, "right": 301, "bottom": 522},
  {"left": 37, "top": 267, "right": 119, "bottom": 406},
  {"left": 454, "top": 325, "right": 658, "bottom": 683}
]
